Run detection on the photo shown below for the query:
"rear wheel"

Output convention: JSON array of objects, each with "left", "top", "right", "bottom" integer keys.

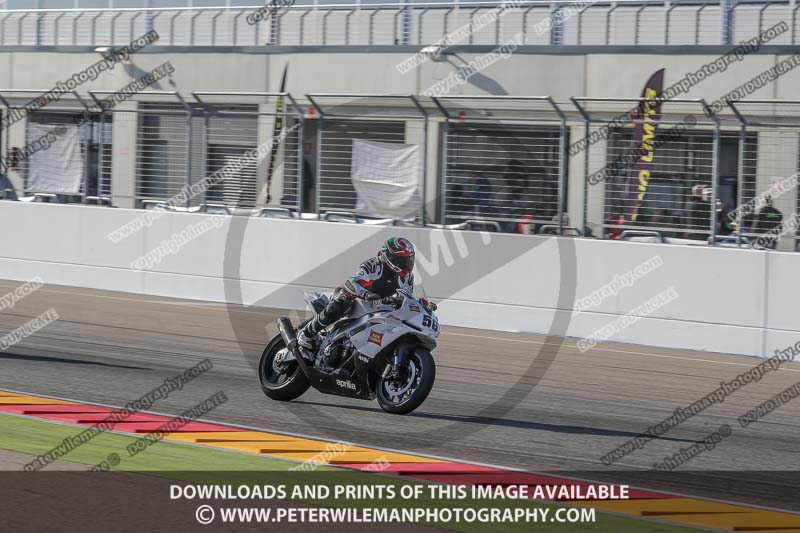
[
  {"left": 258, "top": 335, "right": 310, "bottom": 401},
  {"left": 376, "top": 347, "right": 435, "bottom": 415}
]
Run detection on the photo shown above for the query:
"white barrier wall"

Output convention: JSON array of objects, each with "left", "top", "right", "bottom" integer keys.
[{"left": 1, "top": 202, "right": 798, "bottom": 359}]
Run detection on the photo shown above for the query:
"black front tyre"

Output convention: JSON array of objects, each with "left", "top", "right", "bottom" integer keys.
[
  {"left": 376, "top": 347, "right": 436, "bottom": 415},
  {"left": 258, "top": 334, "right": 310, "bottom": 401}
]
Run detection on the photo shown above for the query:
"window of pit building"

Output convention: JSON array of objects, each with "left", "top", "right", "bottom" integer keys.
[
  {"left": 24, "top": 111, "right": 112, "bottom": 203},
  {"left": 442, "top": 123, "right": 565, "bottom": 232},
  {"left": 317, "top": 119, "right": 410, "bottom": 214},
  {"left": 602, "top": 128, "right": 757, "bottom": 239},
  {"left": 136, "top": 103, "right": 270, "bottom": 209}
]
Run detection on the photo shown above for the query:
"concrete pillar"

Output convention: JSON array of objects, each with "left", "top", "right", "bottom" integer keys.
[
  {"left": 577, "top": 126, "right": 609, "bottom": 237},
  {"left": 425, "top": 120, "right": 442, "bottom": 223},
  {"left": 110, "top": 101, "right": 138, "bottom": 208},
  {"left": 567, "top": 124, "right": 585, "bottom": 233},
  {"left": 403, "top": 117, "right": 435, "bottom": 222},
  {"left": 6, "top": 115, "right": 27, "bottom": 197}
]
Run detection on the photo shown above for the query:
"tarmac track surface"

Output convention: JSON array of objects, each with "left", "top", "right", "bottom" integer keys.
[{"left": 0, "top": 280, "right": 798, "bottom": 512}]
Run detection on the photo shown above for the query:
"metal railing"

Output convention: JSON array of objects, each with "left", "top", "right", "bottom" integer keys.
[
  {"left": 0, "top": 90, "right": 110, "bottom": 202},
  {"left": 0, "top": 90, "right": 303, "bottom": 210},
  {"left": 574, "top": 97, "right": 726, "bottom": 241},
  {"left": 3, "top": 89, "right": 800, "bottom": 250},
  {"left": 0, "top": 1, "right": 794, "bottom": 48},
  {"left": 573, "top": 96, "right": 800, "bottom": 251},
  {"left": 728, "top": 100, "right": 800, "bottom": 251},
  {"left": 436, "top": 95, "right": 568, "bottom": 234},
  {"left": 307, "top": 94, "right": 428, "bottom": 221}
]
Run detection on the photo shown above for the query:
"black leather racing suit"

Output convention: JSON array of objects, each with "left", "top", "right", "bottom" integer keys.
[{"left": 304, "top": 257, "right": 414, "bottom": 337}]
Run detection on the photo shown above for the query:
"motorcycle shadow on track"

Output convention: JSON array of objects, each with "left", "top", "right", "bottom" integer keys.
[
  {"left": 283, "top": 399, "right": 700, "bottom": 445},
  {"left": 0, "top": 352, "right": 149, "bottom": 371}
]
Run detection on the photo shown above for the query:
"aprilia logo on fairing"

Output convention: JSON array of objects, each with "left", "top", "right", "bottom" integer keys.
[{"left": 336, "top": 379, "right": 356, "bottom": 390}]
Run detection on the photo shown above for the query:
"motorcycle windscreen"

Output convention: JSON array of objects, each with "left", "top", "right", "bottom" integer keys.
[
  {"left": 303, "top": 290, "right": 330, "bottom": 314},
  {"left": 411, "top": 274, "right": 428, "bottom": 301}
]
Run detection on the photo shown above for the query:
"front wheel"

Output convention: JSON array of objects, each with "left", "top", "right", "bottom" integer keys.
[
  {"left": 376, "top": 347, "right": 435, "bottom": 415},
  {"left": 258, "top": 335, "right": 310, "bottom": 401}
]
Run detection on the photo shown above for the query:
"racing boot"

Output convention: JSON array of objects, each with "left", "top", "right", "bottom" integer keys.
[{"left": 297, "top": 317, "right": 322, "bottom": 353}]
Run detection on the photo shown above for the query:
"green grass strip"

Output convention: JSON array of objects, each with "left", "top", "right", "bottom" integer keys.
[{"left": 0, "top": 412, "right": 703, "bottom": 533}]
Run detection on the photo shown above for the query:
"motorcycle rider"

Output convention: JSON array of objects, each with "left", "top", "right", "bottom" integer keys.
[{"left": 297, "top": 237, "right": 416, "bottom": 354}]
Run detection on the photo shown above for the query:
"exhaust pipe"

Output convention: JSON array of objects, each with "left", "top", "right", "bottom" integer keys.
[
  {"left": 277, "top": 316, "right": 297, "bottom": 347},
  {"left": 277, "top": 316, "right": 310, "bottom": 374}
]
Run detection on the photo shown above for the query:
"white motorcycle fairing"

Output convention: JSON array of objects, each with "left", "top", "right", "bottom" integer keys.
[{"left": 278, "top": 290, "right": 439, "bottom": 400}]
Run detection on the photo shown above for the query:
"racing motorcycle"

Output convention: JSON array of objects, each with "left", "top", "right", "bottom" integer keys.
[{"left": 258, "top": 285, "right": 439, "bottom": 415}]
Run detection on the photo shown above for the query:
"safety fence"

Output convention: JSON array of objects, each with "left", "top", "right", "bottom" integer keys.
[
  {"left": 572, "top": 97, "right": 800, "bottom": 251},
  {"left": 575, "top": 98, "right": 725, "bottom": 241},
  {"left": 0, "top": 90, "right": 303, "bottom": 209},
  {"left": 0, "top": 90, "right": 112, "bottom": 203},
  {"left": 307, "top": 94, "right": 428, "bottom": 220},
  {"left": 0, "top": 1, "right": 795, "bottom": 48},
  {"left": 3, "top": 90, "right": 800, "bottom": 251},
  {"left": 436, "top": 96, "right": 567, "bottom": 234},
  {"left": 728, "top": 100, "right": 800, "bottom": 251}
]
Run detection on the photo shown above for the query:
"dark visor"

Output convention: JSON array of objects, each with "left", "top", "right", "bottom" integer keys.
[{"left": 395, "top": 254, "right": 414, "bottom": 272}]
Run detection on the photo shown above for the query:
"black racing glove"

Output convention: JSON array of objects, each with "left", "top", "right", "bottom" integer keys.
[{"left": 382, "top": 294, "right": 404, "bottom": 307}]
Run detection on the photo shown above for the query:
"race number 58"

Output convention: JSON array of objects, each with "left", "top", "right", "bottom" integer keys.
[{"left": 422, "top": 315, "right": 439, "bottom": 331}]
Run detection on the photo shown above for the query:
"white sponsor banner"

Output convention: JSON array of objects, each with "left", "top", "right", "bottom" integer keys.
[
  {"left": 27, "top": 124, "right": 84, "bottom": 194},
  {"left": 351, "top": 139, "right": 420, "bottom": 218}
]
